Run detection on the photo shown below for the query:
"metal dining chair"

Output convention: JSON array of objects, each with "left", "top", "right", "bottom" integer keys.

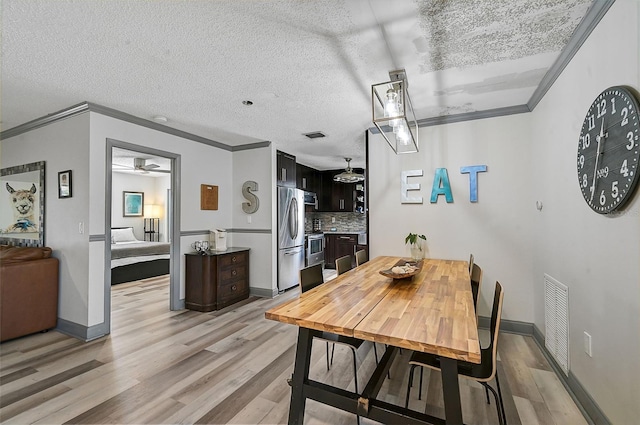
[
  {"left": 336, "top": 255, "right": 353, "bottom": 275},
  {"left": 404, "top": 282, "right": 506, "bottom": 425},
  {"left": 355, "top": 249, "right": 368, "bottom": 267},
  {"left": 471, "top": 263, "right": 483, "bottom": 321}
]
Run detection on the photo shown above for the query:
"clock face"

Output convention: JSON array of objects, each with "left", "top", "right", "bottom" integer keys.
[{"left": 577, "top": 86, "right": 640, "bottom": 214}]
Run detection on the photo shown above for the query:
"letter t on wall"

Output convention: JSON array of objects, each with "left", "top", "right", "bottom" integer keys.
[{"left": 460, "top": 165, "right": 487, "bottom": 202}]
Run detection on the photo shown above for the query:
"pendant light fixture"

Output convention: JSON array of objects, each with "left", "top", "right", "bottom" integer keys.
[
  {"left": 372, "top": 69, "right": 418, "bottom": 154},
  {"left": 334, "top": 158, "right": 365, "bottom": 183}
]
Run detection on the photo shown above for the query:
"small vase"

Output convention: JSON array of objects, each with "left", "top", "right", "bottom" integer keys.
[{"left": 410, "top": 240, "right": 424, "bottom": 261}]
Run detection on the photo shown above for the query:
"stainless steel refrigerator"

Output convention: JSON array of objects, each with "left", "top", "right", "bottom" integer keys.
[{"left": 277, "top": 187, "right": 305, "bottom": 291}]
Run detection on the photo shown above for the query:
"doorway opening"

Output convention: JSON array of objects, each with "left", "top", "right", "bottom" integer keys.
[{"left": 105, "top": 139, "right": 181, "bottom": 333}]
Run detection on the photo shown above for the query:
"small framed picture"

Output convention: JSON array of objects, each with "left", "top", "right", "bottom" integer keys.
[
  {"left": 123, "top": 191, "right": 144, "bottom": 217},
  {"left": 58, "top": 170, "right": 72, "bottom": 199}
]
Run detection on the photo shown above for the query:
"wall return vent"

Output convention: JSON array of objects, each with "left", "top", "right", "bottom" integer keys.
[{"left": 544, "top": 274, "right": 570, "bottom": 376}]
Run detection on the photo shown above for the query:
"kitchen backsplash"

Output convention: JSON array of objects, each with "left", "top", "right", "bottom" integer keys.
[{"left": 305, "top": 211, "right": 366, "bottom": 233}]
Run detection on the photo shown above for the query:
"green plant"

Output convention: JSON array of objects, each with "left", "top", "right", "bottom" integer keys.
[{"left": 405, "top": 233, "right": 427, "bottom": 246}]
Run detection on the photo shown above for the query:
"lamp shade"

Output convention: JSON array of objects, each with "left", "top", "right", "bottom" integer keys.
[
  {"left": 144, "top": 204, "right": 162, "bottom": 218},
  {"left": 372, "top": 70, "right": 418, "bottom": 154}
]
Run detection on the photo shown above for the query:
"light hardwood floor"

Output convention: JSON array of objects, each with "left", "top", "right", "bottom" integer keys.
[{"left": 0, "top": 276, "right": 588, "bottom": 425}]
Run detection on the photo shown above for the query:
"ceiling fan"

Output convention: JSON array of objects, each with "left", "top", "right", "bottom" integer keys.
[{"left": 113, "top": 158, "right": 170, "bottom": 174}]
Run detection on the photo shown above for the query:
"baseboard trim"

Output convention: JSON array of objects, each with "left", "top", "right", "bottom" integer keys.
[
  {"left": 250, "top": 286, "right": 278, "bottom": 298},
  {"left": 56, "top": 318, "right": 108, "bottom": 342}
]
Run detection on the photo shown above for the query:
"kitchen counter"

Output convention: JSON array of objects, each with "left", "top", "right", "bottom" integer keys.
[{"left": 323, "top": 230, "right": 366, "bottom": 235}]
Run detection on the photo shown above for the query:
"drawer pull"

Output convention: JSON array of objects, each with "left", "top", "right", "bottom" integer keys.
[
  {"left": 232, "top": 256, "right": 237, "bottom": 262},
  {"left": 231, "top": 284, "right": 237, "bottom": 291},
  {"left": 232, "top": 270, "right": 237, "bottom": 276}
]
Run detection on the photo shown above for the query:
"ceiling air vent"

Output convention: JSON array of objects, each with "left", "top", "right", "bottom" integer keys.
[{"left": 303, "top": 132, "right": 326, "bottom": 139}]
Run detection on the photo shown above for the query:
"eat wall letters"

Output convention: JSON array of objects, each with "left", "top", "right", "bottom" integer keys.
[{"left": 401, "top": 165, "right": 487, "bottom": 204}]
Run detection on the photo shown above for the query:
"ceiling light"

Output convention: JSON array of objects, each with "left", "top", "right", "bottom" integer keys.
[
  {"left": 372, "top": 69, "right": 418, "bottom": 154},
  {"left": 334, "top": 158, "right": 364, "bottom": 183},
  {"left": 153, "top": 115, "right": 168, "bottom": 123}
]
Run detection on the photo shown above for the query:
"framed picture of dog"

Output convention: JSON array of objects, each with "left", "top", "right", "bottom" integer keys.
[
  {"left": 123, "top": 191, "right": 144, "bottom": 217},
  {"left": 0, "top": 161, "right": 45, "bottom": 247},
  {"left": 58, "top": 170, "right": 72, "bottom": 199}
]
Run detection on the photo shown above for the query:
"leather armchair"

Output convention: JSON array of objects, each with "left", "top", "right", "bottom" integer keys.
[{"left": 1, "top": 245, "right": 59, "bottom": 342}]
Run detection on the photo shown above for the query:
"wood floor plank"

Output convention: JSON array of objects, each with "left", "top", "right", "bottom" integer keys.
[
  {"left": 194, "top": 345, "right": 296, "bottom": 424},
  {"left": 0, "top": 277, "right": 590, "bottom": 425}
]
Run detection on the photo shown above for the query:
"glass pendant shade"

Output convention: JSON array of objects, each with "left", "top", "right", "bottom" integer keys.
[{"left": 372, "top": 71, "right": 418, "bottom": 154}]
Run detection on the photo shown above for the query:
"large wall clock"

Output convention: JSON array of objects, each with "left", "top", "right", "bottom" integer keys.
[{"left": 577, "top": 86, "right": 640, "bottom": 214}]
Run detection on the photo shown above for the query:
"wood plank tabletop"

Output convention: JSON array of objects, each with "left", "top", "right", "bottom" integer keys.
[
  {"left": 354, "top": 258, "right": 481, "bottom": 363},
  {"left": 265, "top": 256, "right": 400, "bottom": 335},
  {"left": 265, "top": 256, "right": 480, "bottom": 363}
]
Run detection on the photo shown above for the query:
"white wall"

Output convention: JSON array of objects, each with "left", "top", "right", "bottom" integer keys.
[
  {"left": 530, "top": 1, "right": 640, "bottom": 422},
  {"left": 368, "top": 112, "right": 535, "bottom": 322},
  {"left": 1, "top": 113, "right": 92, "bottom": 327},
  {"left": 231, "top": 145, "right": 278, "bottom": 296},
  {"left": 111, "top": 172, "right": 170, "bottom": 241}
]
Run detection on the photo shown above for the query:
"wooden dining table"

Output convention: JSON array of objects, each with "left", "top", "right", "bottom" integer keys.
[{"left": 265, "top": 256, "right": 481, "bottom": 425}]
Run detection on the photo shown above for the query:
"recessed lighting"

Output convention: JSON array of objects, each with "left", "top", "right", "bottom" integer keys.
[
  {"left": 153, "top": 115, "right": 168, "bottom": 123},
  {"left": 242, "top": 100, "right": 253, "bottom": 106}
]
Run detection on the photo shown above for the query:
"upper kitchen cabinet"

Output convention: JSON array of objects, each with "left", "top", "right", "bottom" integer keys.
[
  {"left": 317, "top": 169, "right": 362, "bottom": 212},
  {"left": 296, "top": 163, "right": 317, "bottom": 192},
  {"left": 276, "top": 150, "right": 296, "bottom": 187}
]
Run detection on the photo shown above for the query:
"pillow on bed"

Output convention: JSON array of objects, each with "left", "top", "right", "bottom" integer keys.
[{"left": 112, "top": 227, "right": 138, "bottom": 243}]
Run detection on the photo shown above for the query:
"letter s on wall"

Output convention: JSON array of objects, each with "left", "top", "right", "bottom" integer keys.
[{"left": 242, "top": 181, "right": 260, "bottom": 214}]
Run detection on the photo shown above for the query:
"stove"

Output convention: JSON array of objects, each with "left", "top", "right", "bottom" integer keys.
[{"left": 305, "top": 233, "right": 325, "bottom": 267}]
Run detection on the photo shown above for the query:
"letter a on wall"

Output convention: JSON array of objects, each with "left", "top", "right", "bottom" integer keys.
[{"left": 430, "top": 168, "right": 453, "bottom": 203}]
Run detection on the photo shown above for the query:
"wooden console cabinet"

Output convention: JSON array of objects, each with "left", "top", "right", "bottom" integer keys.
[{"left": 185, "top": 247, "right": 250, "bottom": 312}]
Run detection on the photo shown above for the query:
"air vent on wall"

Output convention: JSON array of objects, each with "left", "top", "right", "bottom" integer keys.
[
  {"left": 303, "top": 132, "right": 326, "bottom": 139},
  {"left": 544, "top": 274, "right": 570, "bottom": 376}
]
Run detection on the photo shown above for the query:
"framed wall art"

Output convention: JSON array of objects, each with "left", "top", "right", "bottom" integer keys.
[
  {"left": 0, "top": 161, "right": 46, "bottom": 247},
  {"left": 123, "top": 191, "right": 144, "bottom": 217},
  {"left": 58, "top": 170, "right": 72, "bottom": 198}
]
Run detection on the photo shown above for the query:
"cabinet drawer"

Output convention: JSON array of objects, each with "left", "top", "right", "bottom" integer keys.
[
  {"left": 336, "top": 235, "right": 357, "bottom": 243},
  {"left": 219, "top": 265, "right": 247, "bottom": 282},
  {"left": 218, "top": 279, "right": 249, "bottom": 302},
  {"left": 218, "top": 252, "right": 248, "bottom": 268}
]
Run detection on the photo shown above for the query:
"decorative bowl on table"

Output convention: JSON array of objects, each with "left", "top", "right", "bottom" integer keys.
[{"left": 379, "top": 259, "right": 424, "bottom": 280}]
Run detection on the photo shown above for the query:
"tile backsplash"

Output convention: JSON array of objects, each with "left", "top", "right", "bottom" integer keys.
[{"left": 305, "top": 211, "right": 366, "bottom": 233}]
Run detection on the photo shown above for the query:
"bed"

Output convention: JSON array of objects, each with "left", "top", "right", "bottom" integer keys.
[{"left": 110, "top": 227, "right": 170, "bottom": 285}]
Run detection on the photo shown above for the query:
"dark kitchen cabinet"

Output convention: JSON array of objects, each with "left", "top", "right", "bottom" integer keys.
[
  {"left": 296, "top": 163, "right": 317, "bottom": 192},
  {"left": 324, "top": 233, "right": 357, "bottom": 269},
  {"left": 324, "top": 234, "right": 337, "bottom": 269},
  {"left": 276, "top": 150, "right": 296, "bottom": 187},
  {"left": 335, "top": 234, "right": 358, "bottom": 268},
  {"left": 317, "top": 170, "right": 355, "bottom": 212},
  {"left": 331, "top": 181, "right": 355, "bottom": 212}
]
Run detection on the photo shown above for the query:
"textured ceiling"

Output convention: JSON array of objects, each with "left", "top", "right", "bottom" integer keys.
[{"left": 1, "top": 0, "right": 594, "bottom": 170}]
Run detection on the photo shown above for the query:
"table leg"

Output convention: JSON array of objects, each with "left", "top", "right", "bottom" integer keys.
[
  {"left": 439, "top": 357, "right": 463, "bottom": 425},
  {"left": 288, "top": 327, "right": 315, "bottom": 425}
]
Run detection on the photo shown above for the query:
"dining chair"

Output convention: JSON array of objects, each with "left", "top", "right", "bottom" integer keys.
[
  {"left": 404, "top": 281, "right": 506, "bottom": 425},
  {"left": 469, "top": 253, "right": 475, "bottom": 273},
  {"left": 355, "top": 249, "right": 368, "bottom": 266},
  {"left": 336, "top": 255, "right": 353, "bottom": 275},
  {"left": 470, "top": 263, "right": 483, "bottom": 320},
  {"left": 298, "top": 263, "right": 378, "bottom": 424}
]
